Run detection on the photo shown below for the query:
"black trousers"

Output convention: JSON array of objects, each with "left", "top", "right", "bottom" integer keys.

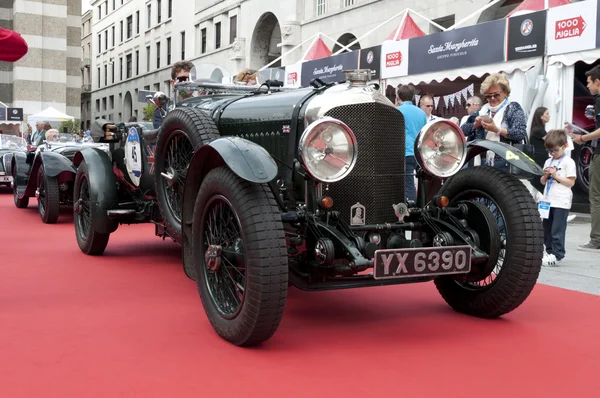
[{"left": 543, "top": 207, "right": 569, "bottom": 261}]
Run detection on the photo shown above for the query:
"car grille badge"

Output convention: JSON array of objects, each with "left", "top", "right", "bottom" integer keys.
[
  {"left": 393, "top": 202, "right": 408, "bottom": 222},
  {"left": 350, "top": 202, "right": 365, "bottom": 226}
]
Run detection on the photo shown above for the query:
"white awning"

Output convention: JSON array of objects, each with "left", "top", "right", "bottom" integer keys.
[
  {"left": 27, "top": 106, "right": 74, "bottom": 122},
  {"left": 385, "top": 57, "right": 542, "bottom": 86},
  {"left": 547, "top": 48, "right": 600, "bottom": 67}
]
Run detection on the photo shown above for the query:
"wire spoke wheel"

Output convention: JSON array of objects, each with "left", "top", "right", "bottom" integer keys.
[
  {"left": 76, "top": 175, "right": 92, "bottom": 241},
  {"left": 162, "top": 131, "right": 193, "bottom": 223},
  {"left": 201, "top": 195, "right": 246, "bottom": 319},
  {"left": 577, "top": 145, "right": 592, "bottom": 190}
]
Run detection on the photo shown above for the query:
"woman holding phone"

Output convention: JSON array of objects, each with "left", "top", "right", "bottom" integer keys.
[{"left": 461, "top": 73, "right": 528, "bottom": 170}]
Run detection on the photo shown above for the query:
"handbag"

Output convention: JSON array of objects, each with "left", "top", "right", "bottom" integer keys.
[{"left": 509, "top": 133, "right": 536, "bottom": 179}]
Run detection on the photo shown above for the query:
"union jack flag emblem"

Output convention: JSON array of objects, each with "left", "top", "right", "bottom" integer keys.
[
  {"left": 282, "top": 125, "right": 291, "bottom": 134},
  {"left": 145, "top": 145, "right": 155, "bottom": 174}
]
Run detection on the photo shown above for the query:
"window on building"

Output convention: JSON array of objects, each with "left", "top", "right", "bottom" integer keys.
[
  {"left": 201, "top": 28, "right": 207, "bottom": 53},
  {"left": 316, "top": 0, "right": 326, "bottom": 16},
  {"left": 126, "top": 54, "right": 132, "bottom": 78},
  {"left": 97, "top": 34, "right": 101, "bottom": 52},
  {"left": 157, "top": 0, "right": 162, "bottom": 24},
  {"left": 104, "top": 1, "right": 108, "bottom": 15},
  {"left": 135, "top": 50, "right": 139, "bottom": 75},
  {"left": 127, "top": 15, "right": 133, "bottom": 39},
  {"left": 120, "top": 21, "right": 123, "bottom": 42},
  {"left": 168, "top": 0, "right": 172, "bottom": 18},
  {"left": 181, "top": 31, "right": 185, "bottom": 60},
  {"left": 431, "top": 14, "right": 455, "bottom": 33},
  {"left": 166, "top": 37, "right": 171, "bottom": 65},
  {"left": 96, "top": 99, "right": 100, "bottom": 112},
  {"left": 146, "top": 45, "right": 151, "bottom": 71},
  {"left": 343, "top": 0, "right": 355, "bottom": 6},
  {"left": 215, "top": 22, "right": 221, "bottom": 49},
  {"left": 136, "top": 11, "right": 140, "bottom": 34},
  {"left": 147, "top": 4, "right": 151, "bottom": 28},
  {"left": 120, "top": 57, "right": 123, "bottom": 80},
  {"left": 98, "top": 5, "right": 101, "bottom": 20},
  {"left": 102, "top": 97, "right": 107, "bottom": 111},
  {"left": 105, "top": 30, "right": 108, "bottom": 50},
  {"left": 111, "top": 62, "right": 115, "bottom": 84},
  {"left": 112, "top": 0, "right": 115, "bottom": 10},
  {"left": 154, "top": 83, "right": 160, "bottom": 91},
  {"left": 109, "top": 95, "right": 114, "bottom": 109},
  {"left": 156, "top": 42, "right": 161, "bottom": 68},
  {"left": 229, "top": 16, "right": 237, "bottom": 44},
  {"left": 111, "top": 26, "right": 115, "bottom": 47},
  {"left": 104, "top": 64, "right": 107, "bottom": 86}
]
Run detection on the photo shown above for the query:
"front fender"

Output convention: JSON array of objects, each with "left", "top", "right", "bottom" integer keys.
[
  {"left": 73, "top": 148, "right": 118, "bottom": 234},
  {"left": 40, "top": 151, "right": 76, "bottom": 178},
  {"left": 180, "top": 136, "right": 279, "bottom": 279},
  {"left": 466, "top": 140, "right": 543, "bottom": 176},
  {"left": 3, "top": 153, "right": 14, "bottom": 176}
]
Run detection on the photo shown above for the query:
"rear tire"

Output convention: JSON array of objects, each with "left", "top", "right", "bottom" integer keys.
[
  {"left": 435, "top": 166, "right": 543, "bottom": 318},
  {"left": 192, "top": 167, "right": 288, "bottom": 346},
  {"left": 38, "top": 168, "right": 60, "bottom": 224},
  {"left": 73, "top": 161, "right": 110, "bottom": 255},
  {"left": 155, "top": 108, "right": 220, "bottom": 243}
]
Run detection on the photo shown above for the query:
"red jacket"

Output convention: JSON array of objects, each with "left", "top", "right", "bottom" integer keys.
[{"left": 0, "top": 27, "right": 28, "bottom": 62}]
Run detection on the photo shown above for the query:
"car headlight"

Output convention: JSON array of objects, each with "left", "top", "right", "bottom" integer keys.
[
  {"left": 415, "top": 120, "right": 467, "bottom": 178},
  {"left": 298, "top": 117, "right": 357, "bottom": 183}
]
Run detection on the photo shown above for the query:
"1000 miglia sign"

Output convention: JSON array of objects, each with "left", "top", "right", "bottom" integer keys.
[{"left": 555, "top": 16, "right": 587, "bottom": 39}]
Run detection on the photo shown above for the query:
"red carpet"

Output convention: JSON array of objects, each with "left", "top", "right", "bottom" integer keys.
[{"left": 0, "top": 189, "right": 597, "bottom": 397}]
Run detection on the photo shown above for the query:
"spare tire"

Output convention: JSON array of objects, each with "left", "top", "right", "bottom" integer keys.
[{"left": 154, "top": 107, "right": 220, "bottom": 243}]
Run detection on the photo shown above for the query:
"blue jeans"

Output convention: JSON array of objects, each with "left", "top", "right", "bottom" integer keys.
[
  {"left": 484, "top": 158, "right": 509, "bottom": 171},
  {"left": 543, "top": 207, "right": 569, "bottom": 261},
  {"left": 406, "top": 156, "right": 416, "bottom": 202}
]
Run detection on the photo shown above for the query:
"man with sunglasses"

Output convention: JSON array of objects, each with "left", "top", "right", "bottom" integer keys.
[
  {"left": 418, "top": 95, "right": 438, "bottom": 122},
  {"left": 153, "top": 61, "right": 195, "bottom": 128},
  {"left": 570, "top": 65, "right": 600, "bottom": 253},
  {"left": 460, "top": 96, "right": 482, "bottom": 126}
]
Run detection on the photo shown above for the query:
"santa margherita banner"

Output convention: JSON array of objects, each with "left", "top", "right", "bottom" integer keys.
[{"left": 546, "top": 0, "right": 597, "bottom": 55}]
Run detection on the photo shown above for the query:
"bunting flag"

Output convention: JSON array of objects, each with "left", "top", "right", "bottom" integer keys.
[
  {"left": 428, "top": 83, "right": 477, "bottom": 110},
  {"left": 443, "top": 94, "right": 450, "bottom": 108},
  {"left": 434, "top": 96, "right": 440, "bottom": 109},
  {"left": 462, "top": 87, "right": 469, "bottom": 102},
  {"left": 467, "top": 83, "right": 474, "bottom": 97},
  {"left": 449, "top": 95, "right": 456, "bottom": 107},
  {"left": 415, "top": 94, "right": 421, "bottom": 105}
]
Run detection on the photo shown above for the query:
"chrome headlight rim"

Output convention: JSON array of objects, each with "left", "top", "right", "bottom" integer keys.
[
  {"left": 298, "top": 117, "right": 358, "bottom": 183},
  {"left": 415, "top": 119, "right": 467, "bottom": 178}
]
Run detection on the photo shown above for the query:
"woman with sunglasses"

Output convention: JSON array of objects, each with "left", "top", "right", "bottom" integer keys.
[{"left": 461, "top": 73, "right": 527, "bottom": 170}]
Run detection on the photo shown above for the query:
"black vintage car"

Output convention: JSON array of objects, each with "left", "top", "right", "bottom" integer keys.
[
  {"left": 77, "top": 70, "right": 545, "bottom": 347},
  {"left": 0, "top": 135, "right": 27, "bottom": 188},
  {"left": 10, "top": 134, "right": 109, "bottom": 224}
]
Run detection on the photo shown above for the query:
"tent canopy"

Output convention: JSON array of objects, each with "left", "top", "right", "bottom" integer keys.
[
  {"left": 27, "top": 106, "right": 74, "bottom": 122},
  {"left": 506, "top": 0, "right": 571, "bottom": 17},
  {"left": 303, "top": 37, "right": 333, "bottom": 61},
  {"left": 386, "top": 13, "right": 426, "bottom": 41}
]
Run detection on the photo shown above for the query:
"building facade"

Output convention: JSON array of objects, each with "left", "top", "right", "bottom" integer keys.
[
  {"left": 81, "top": 9, "right": 93, "bottom": 130},
  {"left": 0, "top": 0, "right": 81, "bottom": 129},
  {"left": 88, "top": 0, "right": 544, "bottom": 122}
]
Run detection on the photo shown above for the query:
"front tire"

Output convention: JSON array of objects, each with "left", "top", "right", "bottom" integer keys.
[
  {"left": 192, "top": 167, "right": 288, "bottom": 346},
  {"left": 155, "top": 108, "right": 220, "bottom": 243},
  {"left": 73, "top": 161, "right": 110, "bottom": 255},
  {"left": 435, "top": 166, "right": 543, "bottom": 318},
  {"left": 12, "top": 167, "right": 29, "bottom": 208},
  {"left": 38, "top": 168, "right": 60, "bottom": 224}
]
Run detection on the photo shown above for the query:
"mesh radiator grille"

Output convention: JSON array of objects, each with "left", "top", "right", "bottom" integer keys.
[{"left": 324, "top": 103, "right": 406, "bottom": 225}]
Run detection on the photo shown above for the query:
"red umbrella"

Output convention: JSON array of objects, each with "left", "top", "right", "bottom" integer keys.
[
  {"left": 0, "top": 27, "right": 28, "bottom": 62},
  {"left": 506, "top": 0, "right": 571, "bottom": 17},
  {"left": 303, "top": 37, "right": 333, "bottom": 61},
  {"left": 386, "top": 14, "right": 426, "bottom": 41}
]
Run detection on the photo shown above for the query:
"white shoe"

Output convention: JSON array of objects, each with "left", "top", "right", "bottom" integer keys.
[
  {"left": 542, "top": 253, "right": 557, "bottom": 267},
  {"left": 567, "top": 214, "right": 576, "bottom": 222}
]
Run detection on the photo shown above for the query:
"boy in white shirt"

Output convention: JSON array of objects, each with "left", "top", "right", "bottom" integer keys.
[{"left": 539, "top": 129, "right": 577, "bottom": 266}]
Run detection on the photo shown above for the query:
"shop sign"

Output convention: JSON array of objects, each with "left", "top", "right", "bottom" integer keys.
[
  {"left": 407, "top": 19, "right": 506, "bottom": 75},
  {"left": 359, "top": 45, "right": 382, "bottom": 80},
  {"left": 7, "top": 108, "right": 23, "bottom": 121},
  {"left": 380, "top": 39, "right": 409, "bottom": 79},
  {"left": 547, "top": 0, "right": 597, "bottom": 55},
  {"left": 300, "top": 51, "right": 360, "bottom": 87},
  {"left": 507, "top": 10, "right": 547, "bottom": 60}
]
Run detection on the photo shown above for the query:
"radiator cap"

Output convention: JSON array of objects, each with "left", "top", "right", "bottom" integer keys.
[{"left": 344, "top": 69, "right": 372, "bottom": 86}]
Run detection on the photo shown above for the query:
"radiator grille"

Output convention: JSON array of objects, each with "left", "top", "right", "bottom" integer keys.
[{"left": 325, "top": 103, "right": 406, "bottom": 225}]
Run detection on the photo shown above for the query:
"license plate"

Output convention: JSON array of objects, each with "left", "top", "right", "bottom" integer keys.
[
  {"left": 0, "top": 175, "right": 11, "bottom": 182},
  {"left": 373, "top": 246, "right": 472, "bottom": 280}
]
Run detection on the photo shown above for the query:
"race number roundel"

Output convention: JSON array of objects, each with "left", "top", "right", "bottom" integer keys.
[{"left": 125, "top": 127, "right": 143, "bottom": 186}]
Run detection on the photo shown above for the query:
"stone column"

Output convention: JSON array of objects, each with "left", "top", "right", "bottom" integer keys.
[{"left": 279, "top": 21, "right": 301, "bottom": 67}]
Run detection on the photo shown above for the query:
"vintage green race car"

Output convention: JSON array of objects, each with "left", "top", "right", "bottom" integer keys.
[{"left": 77, "top": 69, "right": 545, "bottom": 347}]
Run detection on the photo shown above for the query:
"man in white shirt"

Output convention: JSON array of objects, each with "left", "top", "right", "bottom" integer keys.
[{"left": 418, "top": 95, "right": 437, "bottom": 122}]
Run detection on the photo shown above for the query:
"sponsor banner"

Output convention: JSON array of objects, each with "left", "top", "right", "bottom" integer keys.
[
  {"left": 284, "top": 62, "right": 302, "bottom": 88},
  {"left": 359, "top": 45, "right": 381, "bottom": 80},
  {"left": 407, "top": 19, "right": 506, "bottom": 75},
  {"left": 507, "top": 10, "right": 547, "bottom": 60},
  {"left": 6, "top": 108, "right": 23, "bottom": 121},
  {"left": 380, "top": 39, "right": 409, "bottom": 79},
  {"left": 547, "top": 0, "right": 597, "bottom": 55},
  {"left": 300, "top": 51, "right": 360, "bottom": 87}
]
